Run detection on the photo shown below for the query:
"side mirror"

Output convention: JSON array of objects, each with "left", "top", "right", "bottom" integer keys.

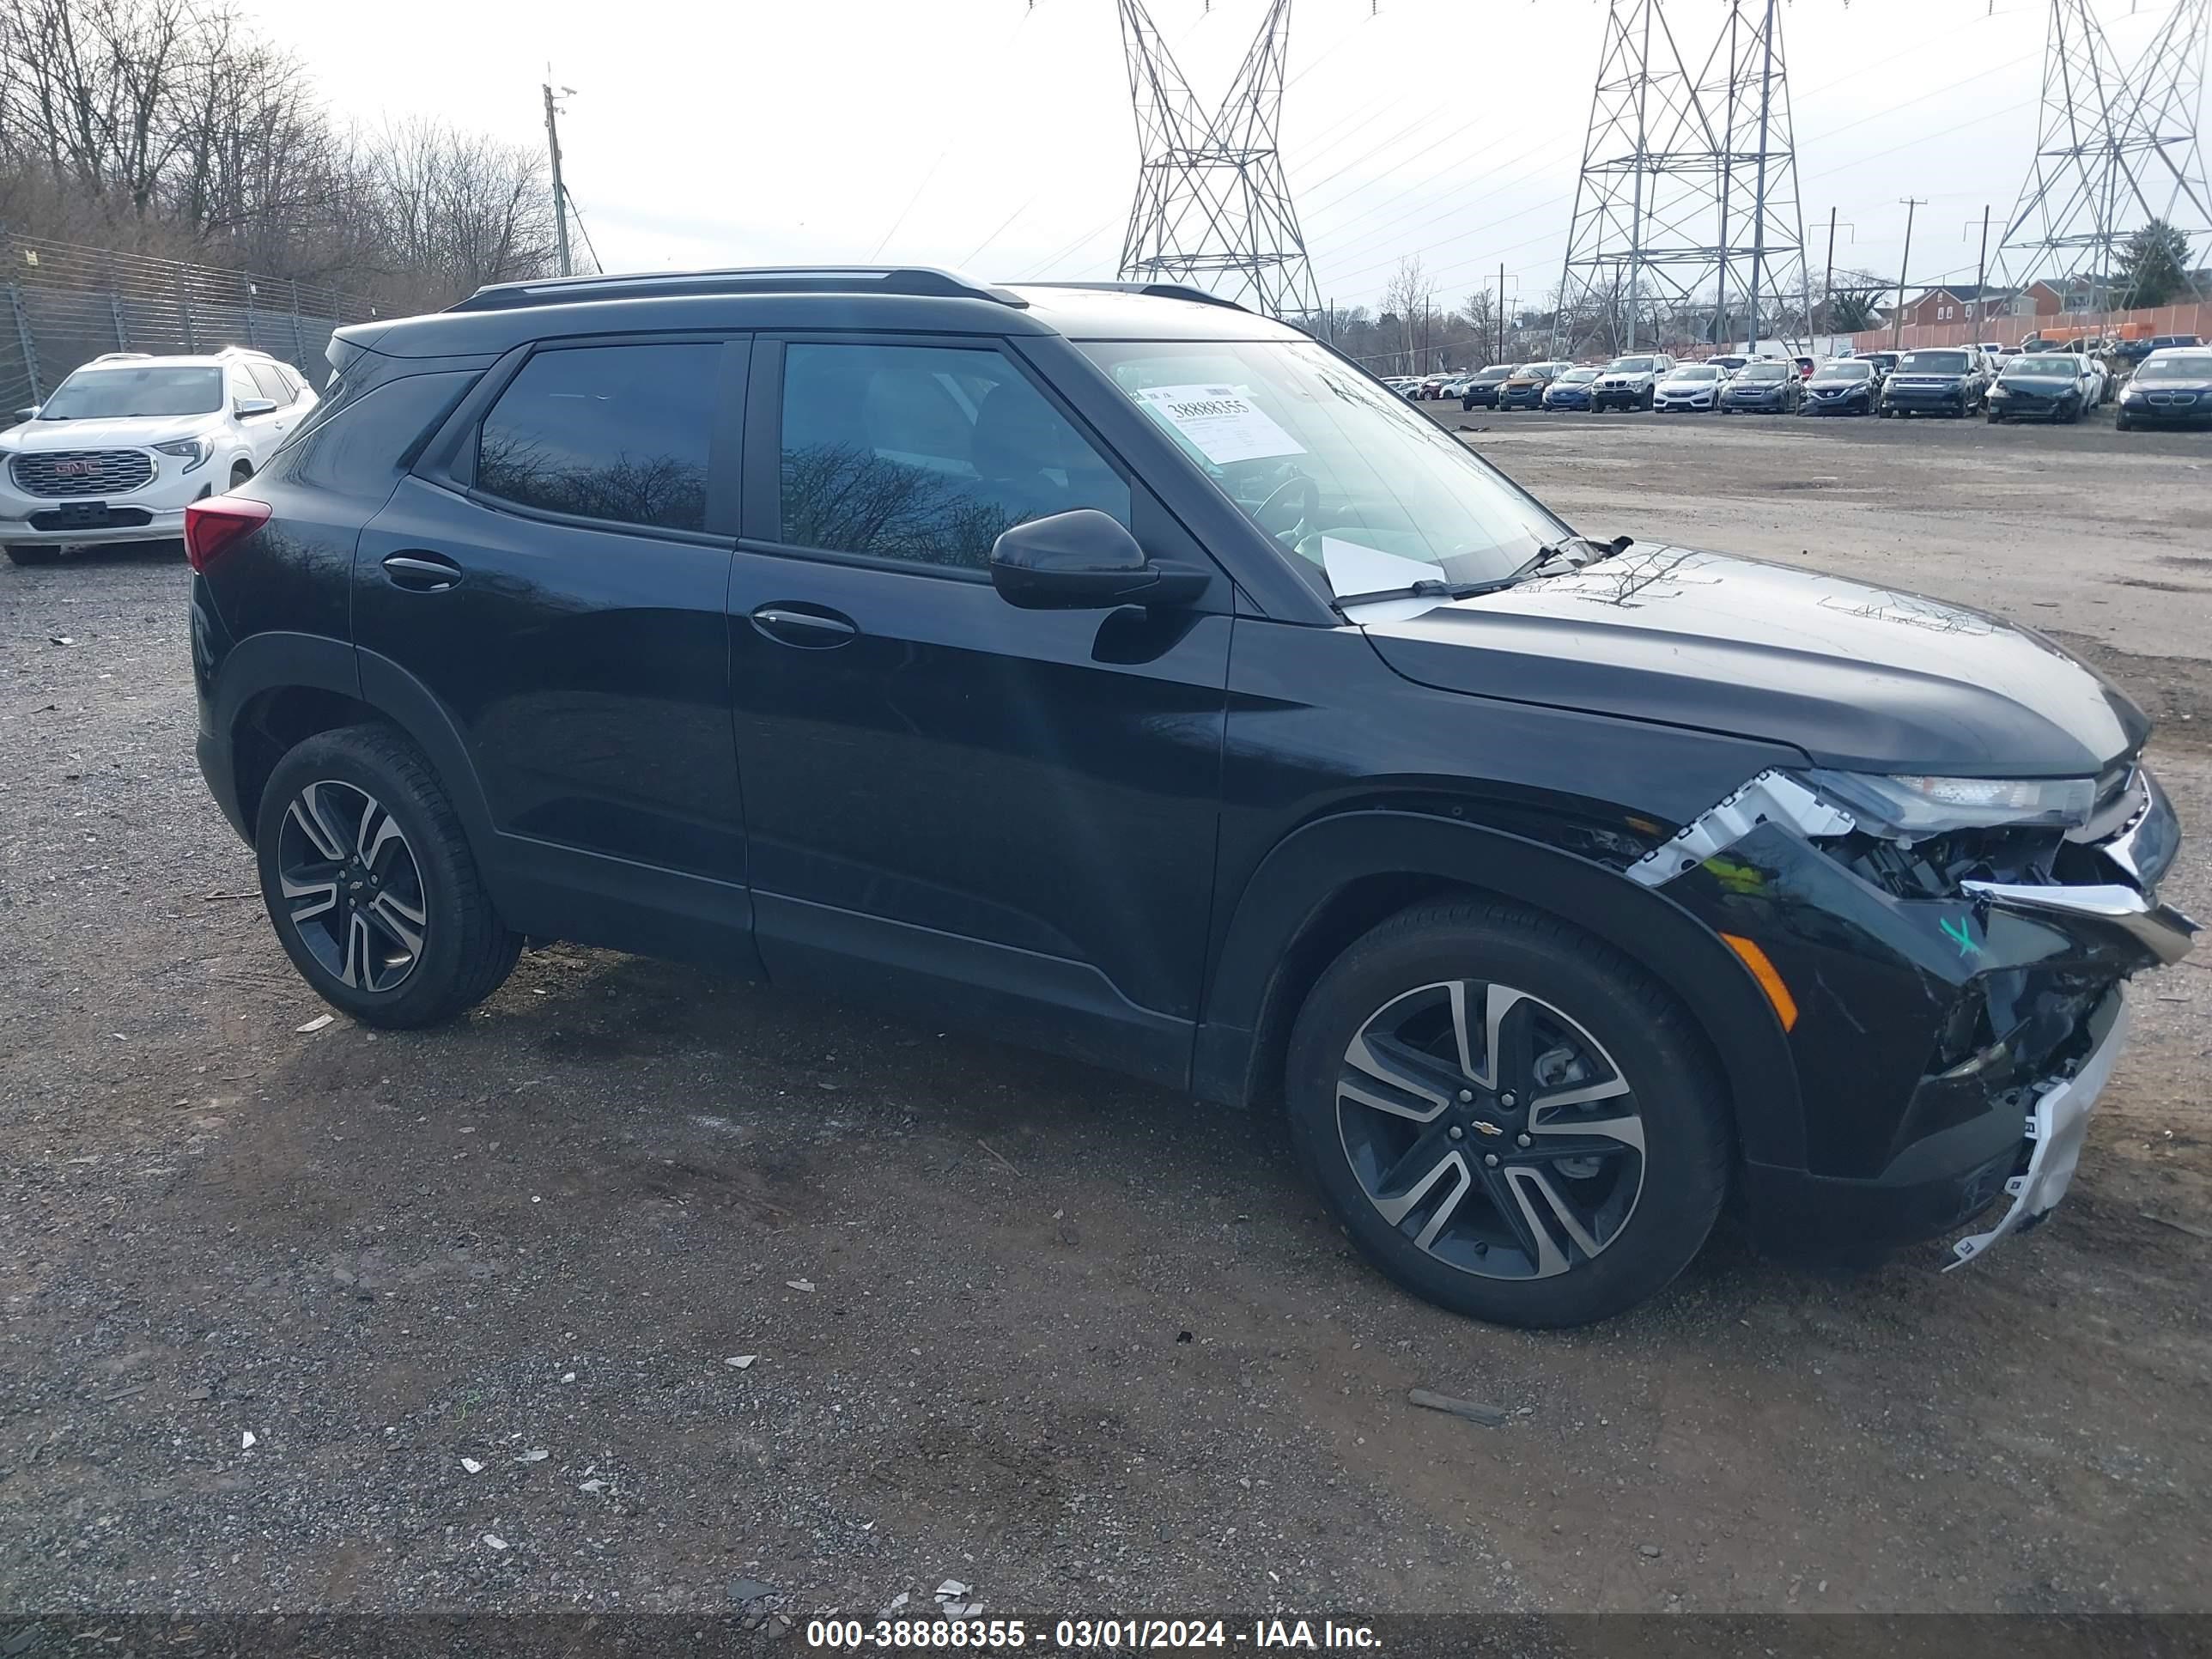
[
  {"left": 15, "top": 404, "right": 39, "bottom": 422},
  {"left": 989, "top": 509, "right": 1208, "bottom": 611},
  {"left": 235, "top": 397, "right": 278, "bottom": 418}
]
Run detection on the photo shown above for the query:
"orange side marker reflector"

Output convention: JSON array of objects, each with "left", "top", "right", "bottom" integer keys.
[{"left": 1720, "top": 933, "right": 1798, "bottom": 1032}]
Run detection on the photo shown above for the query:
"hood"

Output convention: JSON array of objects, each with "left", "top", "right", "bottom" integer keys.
[
  {"left": 1358, "top": 545, "right": 2148, "bottom": 775},
  {"left": 5, "top": 414, "right": 217, "bottom": 449}
]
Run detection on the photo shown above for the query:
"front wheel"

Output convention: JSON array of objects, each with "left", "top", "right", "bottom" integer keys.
[
  {"left": 2117, "top": 411, "right": 2135, "bottom": 431},
  {"left": 255, "top": 724, "right": 521, "bottom": 1029},
  {"left": 1285, "top": 900, "right": 1731, "bottom": 1328}
]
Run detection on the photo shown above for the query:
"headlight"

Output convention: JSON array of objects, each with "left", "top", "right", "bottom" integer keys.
[
  {"left": 1797, "top": 769, "right": 2096, "bottom": 837},
  {"left": 153, "top": 436, "right": 210, "bottom": 473}
]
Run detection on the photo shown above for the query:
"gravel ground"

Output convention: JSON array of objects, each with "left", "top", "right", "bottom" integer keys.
[{"left": 2, "top": 412, "right": 2208, "bottom": 1620}]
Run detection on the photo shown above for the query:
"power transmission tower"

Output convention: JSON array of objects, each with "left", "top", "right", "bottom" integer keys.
[
  {"left": 1996, "top": 0, "right": 2212, "bottom": 309},
  {"left": 1553, "top": 0, "right": 1812, "bottom": 357},
  {"left": 1116, "top": 0, "right": 1323, "bottom": 324}
]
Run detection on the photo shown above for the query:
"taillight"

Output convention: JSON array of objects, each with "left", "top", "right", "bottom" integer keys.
[{"left": 183, "top": 495, "right": 271, "bottom": 573}]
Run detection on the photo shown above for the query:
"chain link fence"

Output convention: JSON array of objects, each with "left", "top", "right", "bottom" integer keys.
[{"left": 0, "top": 230, "right": 379, "bottom": 412}]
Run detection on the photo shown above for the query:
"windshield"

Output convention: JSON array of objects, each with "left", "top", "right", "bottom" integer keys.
[
  {"left": 1737, "top": 364, "right": 1789, "bottom": 382},
  {"left": 1476, "top": 367, "right": 1512, "bottom": 381},
  {"left": 2136, "top": 353, "right": 2212, "bottom": 380},
  {"left": 1082, "top": 338, "right": 1567, "bottom": 592},
  {"left": 1606, "top": 356, "right": 1656, "bottom": 373},
  {"left": 1670, "top": 366, "right": 1722, "bottom": 381},
  {"left": 2004, "top": 356, "right": 2076, "bottom": 378},
  {"left": 1898, "top": 350, "right": 1969, "bottom": 373},
  {"left": 1557, "top": 368, "right": 1599, "bottom": 384},
  {"left": 1814, "top": 362, "right": 1873, "bottom": 381},
  {"left": 37, "top": 365, "right": 222, "bottom": 420}
]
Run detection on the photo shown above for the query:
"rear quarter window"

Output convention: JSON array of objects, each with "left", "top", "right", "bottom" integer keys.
[{"left": 270, "top": 371, "right": 477, "bottom": 499}]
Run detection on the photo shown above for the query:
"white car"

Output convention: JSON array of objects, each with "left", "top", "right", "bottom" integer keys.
[
  {"left": 1652, "top": 362, "right": 1729, "bottom": 411},
  {"left": 1, "top": 348, "right": 316, "bottom": 565}
]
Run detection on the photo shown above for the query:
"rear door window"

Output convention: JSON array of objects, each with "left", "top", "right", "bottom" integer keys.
[
  {"left": 246, "top": 361, "right": 294, "bottom": 404},
  {"left": 476, "top": 343, "right": 722, "bottom": 534}
]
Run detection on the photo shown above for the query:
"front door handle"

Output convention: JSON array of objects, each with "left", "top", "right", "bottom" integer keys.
[
  {"left": 750, "top": 603, "right": 858, "bottom": 648},
  {"left": 382, "top": 551, "right": 464, "bottom": 592}
]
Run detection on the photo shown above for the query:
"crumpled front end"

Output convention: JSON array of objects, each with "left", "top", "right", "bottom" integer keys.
[{"left": 1629, "top": 765, "right": 2195, "bottom": 1265}]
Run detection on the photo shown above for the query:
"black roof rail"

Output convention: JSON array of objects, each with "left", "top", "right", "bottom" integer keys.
[
  {"left": 1015, "top": 280, "right": 1249, "bottom": 313},
  {"left": 447, "top": 265, "right": 1029, "bottom": 313}
]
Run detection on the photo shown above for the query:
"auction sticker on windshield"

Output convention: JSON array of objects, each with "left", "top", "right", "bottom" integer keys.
[{"left": 1133, "top": 384, "right": 1306, "bottom": 465}]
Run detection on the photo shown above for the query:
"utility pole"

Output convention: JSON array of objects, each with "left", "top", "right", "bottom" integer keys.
[
  {"left": 1970, "top": 204, "right": 1991, "bottom": 340},
  {"left": 1497, "top": 262, "right": 1506, "bottom": 365},
  {"left": 543, "top": 74, "right": 574, "bottom": 278},
  {"left": 1822, "top": 207, "right": 1838, "bottom": 338},
  {"left": 1893, "top": 197, "right": 1925, "bottom": 348}
]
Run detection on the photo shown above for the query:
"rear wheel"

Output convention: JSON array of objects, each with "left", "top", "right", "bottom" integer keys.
[
  {"left": 255, "top": 724, "right": 520, "bottom": 1029},
  {"left": 230, "top": 460, "right": 253, "bottom": 489},
  {"left": 1285, "top": 900, "right": 1730, "bottom": 1328},
  {"left": 5, "top": 544, "right": 62, "bottom": 565}
]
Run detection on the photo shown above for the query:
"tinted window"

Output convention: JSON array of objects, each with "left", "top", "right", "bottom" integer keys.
[
  {"left": 778, "top": 341, "right": 1129, "bottom": 569},
  {"left": 1899, "top": 350, "right": 1969, "bottom": 373},
  {"left": 229, "top": 368, "right": 260, "bottom": 407},
  {"left": 246, "top": 361, "right": 293, "bottom": 404},
  {"left": 477, "top": 343, "right": 719, "bottom": 533}
]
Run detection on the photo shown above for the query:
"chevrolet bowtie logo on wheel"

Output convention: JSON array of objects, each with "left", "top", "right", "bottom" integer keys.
[{"left": 1473, "top": 1120, "right": 1504, "bottom": 1136}]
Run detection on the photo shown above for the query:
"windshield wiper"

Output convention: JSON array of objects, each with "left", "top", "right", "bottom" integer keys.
[{"left": 1333, "top": 535, "right": 1634, "bottom": 611}]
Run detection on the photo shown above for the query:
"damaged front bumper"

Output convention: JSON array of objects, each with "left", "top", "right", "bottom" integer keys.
[{"left": 1632, "top": 764, "right": 2195, "bottom": 1266}]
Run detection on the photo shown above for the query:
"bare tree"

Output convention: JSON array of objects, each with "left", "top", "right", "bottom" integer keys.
[
  {"left": 1382, "top": 255, "right": 1437, "bottom": 375},
  {"left": 363, "top": 118, "right": 557, "bottom": 303}
]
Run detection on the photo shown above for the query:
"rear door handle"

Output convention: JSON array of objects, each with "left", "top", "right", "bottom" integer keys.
[
  {"left": 382, "top": 551, "right": 464, "bottom": 592},
  {"left": 750, "top": 603, "right": 857, "bottom": 647}
]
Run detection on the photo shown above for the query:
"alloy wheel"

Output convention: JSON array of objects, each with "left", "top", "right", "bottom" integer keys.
[
  {"left": 1336, "top": 980, "right": 1646, "bottom": 1280},
  {"left": 276, "top": 780, "right": 428, "bottom": 993}
]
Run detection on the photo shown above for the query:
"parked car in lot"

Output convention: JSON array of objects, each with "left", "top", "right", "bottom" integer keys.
[
  {"left": 1458, "top": 365, "right": 1516, "bottom": 410},
  {"left": 1589, "top": 353, "right": 1675, "bottom": 411},
  {"left": 1498, "top": 362, "right": 1570, "bottom": 410},
  {"left": 1540, "top": 365, "right": 1602, "bottom": 410},
  {"left": 1419, "top": 372, "right": 1456, "bottom": 399},
  {"left": 2112, "top": 334, "right": 2197, "bottom": 368},
  {"left": 1988, "top": 351, "right": 2090, "bottom": 423},
  {"left": 1652, "top": 362, "right": 1729, "bottom": 412},
  {"left": 0, "top": 347, "right": 314, "bottom": 565},
  {"left": 1801, "top": 357, "right": 1880, "bottom": 415},
  {"left": 1717, "top": 360, "right": 1803, "bottom": 414},
  {"left": 1849, "top": 350, "right": 1900, "bottom": 384},
  {"left": 1793, "top": 356, "right": 1816, "bottom": 380},
  {"left": 1877, "top": 347, "right": 1990, "bottom": 418},
  {"left": 2116, "top": 347, "right": 2212, "bottom": 430},
  {"left": 186, "top": 266, "right": 2194, "bottom": 1329},
  {"left": 1383, "top": 376, "right": 1421, "bottom": 399}
]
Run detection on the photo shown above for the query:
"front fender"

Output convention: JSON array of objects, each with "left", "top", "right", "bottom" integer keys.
[{"left": 1194, "top": 808, "right": 1808, "bottom": 1170}]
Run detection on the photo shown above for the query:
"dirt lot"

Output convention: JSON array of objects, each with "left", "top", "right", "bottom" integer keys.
[{"left": 2, "top": 412, "right": 2209, "bottom": 1620}]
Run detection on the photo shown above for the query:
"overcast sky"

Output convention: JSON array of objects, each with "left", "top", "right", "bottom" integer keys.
[{"left": 234, "top": 0, "right": 2191, "bottom": 317}]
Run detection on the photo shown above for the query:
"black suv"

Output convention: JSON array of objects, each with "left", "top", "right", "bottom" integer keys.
[{"left": 188, "top": 267, "right": 2196, "bottom": 1328}]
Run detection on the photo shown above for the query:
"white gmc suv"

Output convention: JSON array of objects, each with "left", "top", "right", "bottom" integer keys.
[{"left": 0, "top": 348, "right": 317, "bottom": 565}]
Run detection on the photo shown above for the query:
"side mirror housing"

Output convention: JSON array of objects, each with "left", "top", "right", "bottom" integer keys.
[
  {"left": 989, "top": 509, "right": 1208, "bottom": 611},
  {"left": 234, "top": 397, "right": 279, "bottom": 418},
  {"left": 14, "top": 404, "right": 39, "bottom": 422}
]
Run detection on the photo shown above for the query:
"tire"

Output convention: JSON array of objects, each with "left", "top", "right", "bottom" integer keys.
[
  {"left": 1878, "top": 407, "right": 1893, "bottom": 419},
  {"left": 6, "top": 544, "right": 62, "bottom": 565},
  {"left": 254, "top": 723, "right": 520, "bottom": 1030},
  {"left": 1640, "top": 389, "right": 1654, "bottom": 411},
  {"left": 1989, "top": 411, "right": 2005, "bottom": 423},
  {"left": 1284, "top": 899, "right": 1731, "bottom": 1329},
  {"left": 2116, "top": 412, "right": 2134, "bottom": 432},
  {"left": 230, "top": 460, "right": 253, "bottom": 489}
]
